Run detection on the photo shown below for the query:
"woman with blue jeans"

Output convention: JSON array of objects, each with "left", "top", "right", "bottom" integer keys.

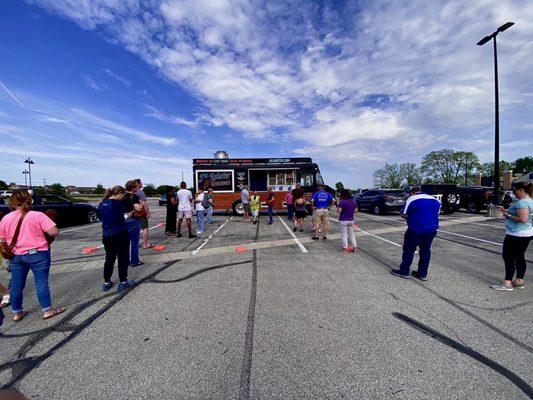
[
  {"left": 0, "top": 190, "right": 65, "bottom": 322},
  {"left": 124, "top": 180, "right": 143, "bottom": 267}
]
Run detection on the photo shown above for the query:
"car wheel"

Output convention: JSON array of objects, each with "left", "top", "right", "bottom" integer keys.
[
  {"left": 232, "top": 200, "right": 244, "bottom": 216},
  {"left": 87, "top": 210, "right": 99, "bottom": 223},
  {"left": 466, "top": 201, "right": 480, "bottom": 214},
  {"left": 372, "top": 204, "right": 381, "bottom": 215}
]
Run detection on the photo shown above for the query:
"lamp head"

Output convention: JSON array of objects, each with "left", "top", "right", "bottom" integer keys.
[
  {"left": 477, "top": 35, "right": 492, "bottom": 46},
  {"left": 497, "top": 22, "right": 514, "bottom": 32}
]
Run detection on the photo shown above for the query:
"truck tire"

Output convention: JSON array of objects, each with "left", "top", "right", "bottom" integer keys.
[{"left": 232, "top": 200, "right": 244, "bottom": 216}]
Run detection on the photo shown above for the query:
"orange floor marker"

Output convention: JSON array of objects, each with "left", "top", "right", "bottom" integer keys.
[
  {"left": 235, "top": 246, "right": 247, "bottom": 253},
  {"left": 153, "top": 245, "right": 167, "bottom": 251},
  {"left": 157, "top": 222, "right": 165, "bottom": 227},
  {"left": 354, "top": 224, "right": 360, "bottom": 229},
  {"left": 82, "top": 247, "right": 99, "bottom": 254}
]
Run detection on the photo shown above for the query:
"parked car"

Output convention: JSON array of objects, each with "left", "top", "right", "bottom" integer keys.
[
  {"left": 457, "top": 186, "right": 494, "bottom": 213},
  {"left": 0, "top": 190, "right": 12, "bottom": 199},
  {"left": 355, "top": 189, "right": 406, "bottom": 215},
  {"left": 159, "top": 194, "right": 167, "bottom": 206},
  {"left": 0, "top": 194, "right": 99, "bottom": 227}
]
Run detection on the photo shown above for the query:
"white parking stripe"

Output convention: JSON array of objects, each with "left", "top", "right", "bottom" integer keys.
[
  {"left": 437, "top": 229, "right": 503, "bottom": 246},
  {"left": 330, "top": 217, "right": 403, "bottom": 248},
  {"left": 80, "top": 223, "right": 165, "bottom": 253},
  {"left": 192, "top": 217, "right": 232, "bottom": 256},
  {"left": 278, "top": 216, "right": 308, "bottom": 253},
  {"left": 61, "top": 224, "right": 99, "bottom": 233}
]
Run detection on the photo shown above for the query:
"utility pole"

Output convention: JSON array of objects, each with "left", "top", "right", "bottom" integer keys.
[
  {"left": 23, "top": 170, "right": 29, "bottom": 187},
  {"left": 24, "top": 157, "right": 35, "bottom": 188}
]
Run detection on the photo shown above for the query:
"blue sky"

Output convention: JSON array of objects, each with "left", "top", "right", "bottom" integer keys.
[{"left": 0, "top": 0, "right": 532, "bottom": 188}]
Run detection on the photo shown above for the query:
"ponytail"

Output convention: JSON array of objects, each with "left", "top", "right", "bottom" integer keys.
[
  {"left": 513, "top": 181, "right": 533, "bottom": 197},
  {"left": 103, "top": 185, "right": 126, "bottom": 200}
]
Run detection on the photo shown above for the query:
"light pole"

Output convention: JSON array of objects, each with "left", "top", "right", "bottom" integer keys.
[
  {"left": 477, "top": 21, "right": 514, "bottom": 205},
  {"left": 24, "top": 157, "right": 35, "bottom": 188},
  {"left": 23, "top": 170, "right": 29, "bottom": 187}
]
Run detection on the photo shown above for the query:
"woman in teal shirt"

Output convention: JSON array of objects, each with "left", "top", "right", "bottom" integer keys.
[{"left": 492, "top": 182, "right": 533, "bottom": 291}]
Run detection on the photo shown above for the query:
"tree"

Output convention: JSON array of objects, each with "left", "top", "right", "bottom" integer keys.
[
  {"left": 335, "top": 182, "right": 345, "bottom": 195},
  {"left": 50, "top": 183, "right": 66, "bottom": 196},
  {"left": 94, "top": 184, "right": 105, "bottom": 195},
  {"left": 479, "top": 160, "right": 514, "bottom": 177},
  {"left": 156, "top": 185, "right": 168, "bottom": 195},
  {"left": 420, "top": 149, "right": 479, "bottom": 184},
  {"left": 0, "top": 180, "right": 7, "bottom": 189},
  {"left": 143, "top": 183, "right": 157, "bottom": 197},
  {"left": 373, "top": 163, "right": 403, "bottom": 188},
  {"left": 514, "top": 157, "right": 533, "bottom": 175},
  {"left": 399, "top": 163, "right": 422, "bottom": 185}
]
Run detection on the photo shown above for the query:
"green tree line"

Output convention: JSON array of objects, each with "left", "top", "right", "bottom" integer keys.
[{"left": 373, "top": 151, "right": 532, "bottom": 188}]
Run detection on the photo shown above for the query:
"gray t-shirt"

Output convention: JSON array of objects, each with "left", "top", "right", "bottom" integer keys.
[
  {"left": 241, "top": 189, "right": 250, "bottom": 204},
  {"left": 136, "top": 189, "right": 146, "bottom": 202}
]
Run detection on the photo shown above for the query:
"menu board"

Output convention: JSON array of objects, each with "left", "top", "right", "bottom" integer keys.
[{"left": 197, "top": 170, "right": 233, "bottom": 191}]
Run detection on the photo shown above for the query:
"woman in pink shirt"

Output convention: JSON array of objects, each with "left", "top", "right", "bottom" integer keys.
[{"left": 0, "top": 190, "right": 65, "bottom": 322}]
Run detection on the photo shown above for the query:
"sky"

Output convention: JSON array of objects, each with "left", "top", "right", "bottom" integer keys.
[{"left": 0, "top": 0, "right": 532, "bottom": 189}]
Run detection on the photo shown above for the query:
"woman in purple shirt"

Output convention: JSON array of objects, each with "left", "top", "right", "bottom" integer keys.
[{"left": 337, "top": 190, "right": 358, "bottom": 252}]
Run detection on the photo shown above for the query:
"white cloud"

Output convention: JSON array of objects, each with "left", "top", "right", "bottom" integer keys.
[
  {"left": 70, "top": 108, "right": 178, "bottom": 146},
  {"left": 143, "top": 104, "right": 200, "bottom": 130},
  {"left": 102, "top": 68, "right": 132, "bottom": 86},
  {"left": 83, "top": 75, "right": 101, "bottom": 90},
  {"left": 26, "top": 0, "right": 533, "bottom": 179}
]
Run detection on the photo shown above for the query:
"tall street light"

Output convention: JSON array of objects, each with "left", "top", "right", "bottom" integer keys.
[
  {"left": 24, "top": 157, "right": 35, "bottom": 188},
  {"left": 22, "top": 170, "right": 29, "bottom": 187},
  {"left": 477, "top": 21, "right": 514, "bottom": 205}
]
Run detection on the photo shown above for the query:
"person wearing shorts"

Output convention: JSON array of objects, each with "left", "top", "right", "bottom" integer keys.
[
  {"left": 177, "top": 181, "right": 196, "bottom": 239},
  {"left": 311, "top": 184, "right": 335, "bottom": 240},
  {"left": 134, "top": 179, "right": 152, "bottom": 249}
]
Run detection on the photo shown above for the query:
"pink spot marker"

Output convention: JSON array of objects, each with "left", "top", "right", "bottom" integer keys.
[
  {"left": 235, "top": 246, "right": 247, "bottom": 253},
  {"left": 82, "top": 247, "right": 98, "bottom": 254},
  {"left": 157, "top": 222, "right": 165, "bottom": 228},
  {"left": 153, "top": 245, "right": 167, "bottom": 251}
]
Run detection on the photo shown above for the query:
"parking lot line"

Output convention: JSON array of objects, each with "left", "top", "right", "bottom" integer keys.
[
  {"left": 330, "top": 217, "right": 405, "bottom": 249},
  {"left": 277, "top": 216, "right": 308, "bottom": 253},
  {"left": 61, "top": 224, "right": 99, "bottom": 233},
  {"left": 437, "top": 229, "right": 503, "bottom": 246},
  {"left": 192, "top": 217, "right": 232, "bottom": 256}
]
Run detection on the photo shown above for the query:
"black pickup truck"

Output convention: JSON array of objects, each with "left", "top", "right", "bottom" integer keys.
[{"left": 0, "top": 194, "right": 99, "bottom": 227}]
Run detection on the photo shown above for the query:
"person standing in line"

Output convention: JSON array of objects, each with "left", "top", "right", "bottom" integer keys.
[
  {"left": 123, "top": 180, "right": 143, "bottom": 267},
  {"left": 206, "top": 188, "right": 215, "bottom": 225},
  {"left": 98, "top": 186, "right": 135, "bottom": 291},
  {"left": 491, "top": 182, "right": 533, "bottom": 291},
  {"left": 293, "top": 192, "right": 307, "bottom": 232},
  {"left": 285, "top": 190, "right": 294, "bottom": 222},
  {"left": 337, "top": 189, "right": 358, "bottom": 253},
  {"left": 391, "top": 186, "right": 441, "bottom": 280},
  {"left": 266, "top": 186, "right": 275, "bottom": 225},
  {"left": 0, "top": 279, "right": 9, "bottom": 308},
  {"left": 311, "top": 184, "right": 335, "bottom": 241},
  {"left": 291, "top": 183, "right": 304, "bottom": 231},
  {"left": 177, "top": 181, "right": 196, "bottom": 239},
  {"left": 134, "top": 179, "right": 152, "bottom": 249},
  {"left": 0, "top": 190, "right": 65, "bottom": 322},
  {"left": 241, "top": 185, "right": 251, "bottom": 222},
  {"left": 250, "top": 191, "right": 261, "bottom": 225},
  {"left": 195, "top": 190, "right": 207, "bottom": 235},
  {"left": 165, "top": 186, "right": 177, "bottom": 236}
]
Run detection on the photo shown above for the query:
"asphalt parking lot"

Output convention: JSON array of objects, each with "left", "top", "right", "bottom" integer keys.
[{"left": 0, "top": 199, "right": 532, "bottom": 399}]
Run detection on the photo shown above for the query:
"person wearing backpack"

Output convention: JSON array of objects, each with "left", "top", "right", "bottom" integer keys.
[{"left": 205, "top": 188, "right": 215, "bottom": 225}]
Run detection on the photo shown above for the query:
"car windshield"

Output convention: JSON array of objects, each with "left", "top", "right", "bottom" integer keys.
[{"left": 384, "top": 190, "right": 404, "bottom": 196}]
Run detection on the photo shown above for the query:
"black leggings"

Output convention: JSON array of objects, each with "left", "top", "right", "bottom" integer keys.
[
  {"left": 502, "top": 235, "right": 532, "bottom": 281},
  {"left": 103, "top": 231, "right": 130, "bottom": 283}
]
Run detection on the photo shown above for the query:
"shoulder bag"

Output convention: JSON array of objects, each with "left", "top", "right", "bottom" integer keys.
[{"left": 0, "top": 212, "right": 27, "bottom": 261}]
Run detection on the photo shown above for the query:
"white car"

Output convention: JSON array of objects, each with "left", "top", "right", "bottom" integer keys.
[{"left": 0, "top": 190, "right": 12, "bottom": 199}]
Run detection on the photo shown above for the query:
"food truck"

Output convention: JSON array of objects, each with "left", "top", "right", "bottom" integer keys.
[{"left": 193, "top": 151, "right": 333, "bottom": 215}]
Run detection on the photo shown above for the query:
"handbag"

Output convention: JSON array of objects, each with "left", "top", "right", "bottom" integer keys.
[
  {"left": 133, "top": 206, "right": 148, "bottom": 219},
  {"left": 0, "top": 211, "right": 27, "bottom": 261}
]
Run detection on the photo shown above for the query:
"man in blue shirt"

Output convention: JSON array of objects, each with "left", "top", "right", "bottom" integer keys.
[
  {"left": 311, "top": 184, "right": 335, "bottom": 240},
  {"left": 391, "top": 187, "right": 441, "bottom": 280}
]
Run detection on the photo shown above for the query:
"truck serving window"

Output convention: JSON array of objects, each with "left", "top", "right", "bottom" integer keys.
[
  {"left": 300, "top": 173, "right": 314, "bottom": 187},
  {"left": 316, "top": 172, "right": 324, "bottom": 186},
  {"left": 268, "top": 171, "right": 295, "bottom": 186}
]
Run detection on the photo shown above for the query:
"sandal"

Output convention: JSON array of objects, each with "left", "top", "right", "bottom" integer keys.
[
  {"left": 0, "top": 296, "right": 10, "bottom": 308},
  {"left": 43, "top": 307, "right": 66, "bottom": 320},
  {"left": 13, "top": 311, "right": 28, "bottom": 322}
]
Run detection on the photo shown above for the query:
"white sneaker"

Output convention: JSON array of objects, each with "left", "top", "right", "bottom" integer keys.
[
  {"left": 490, "top": 284, "right": 513, "bottom": 291},
  {"left": 196, "top": 230, "right": 203, "bottom": 235}
]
